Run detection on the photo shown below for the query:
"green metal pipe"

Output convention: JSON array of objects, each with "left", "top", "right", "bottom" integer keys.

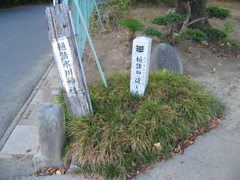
[
  {"left": 93, "top": 0, "right": 105, "bottom": 32},
  {"left": 73, "top": 0, "right": 108, "bottom": 87}
]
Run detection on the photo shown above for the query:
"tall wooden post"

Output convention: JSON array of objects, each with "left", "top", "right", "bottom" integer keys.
[{"left": 46, "top": 4, "right": 93, "bottom": 117}]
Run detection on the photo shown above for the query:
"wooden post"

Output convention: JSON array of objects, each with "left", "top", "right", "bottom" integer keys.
[{"left": 46, "top": 4, "right": 93, "bottom": 117}]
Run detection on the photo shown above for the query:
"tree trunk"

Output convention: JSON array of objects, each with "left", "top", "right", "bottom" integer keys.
[{"left": 175, "top": 0, "right": 210, "bottom": 30}]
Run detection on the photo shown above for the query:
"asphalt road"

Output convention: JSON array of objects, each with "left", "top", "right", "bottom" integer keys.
[{"left": 0, "top": 5, "right": 53, "bottom": 140}]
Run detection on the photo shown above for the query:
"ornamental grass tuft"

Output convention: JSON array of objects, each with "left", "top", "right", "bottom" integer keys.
[{"left": 63, "top": 71, "right": 224, "bottom": 179}]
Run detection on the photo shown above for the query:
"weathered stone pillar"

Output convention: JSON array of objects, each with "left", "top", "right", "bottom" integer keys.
[{"left": 34, "top": 102, "right": 66, "bottom": 168}]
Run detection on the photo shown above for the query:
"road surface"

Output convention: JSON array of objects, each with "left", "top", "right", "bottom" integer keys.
[{"left": 0, "top": 5, "right": 53, "bottom": 140}]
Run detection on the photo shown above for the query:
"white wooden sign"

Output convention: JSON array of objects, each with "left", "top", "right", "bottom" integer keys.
[
  {"left": 130, "top": 36, "right": 152, "bottom": 96},
  {"left": 52, "top": 37, "right": 80, "bottom": 97}
]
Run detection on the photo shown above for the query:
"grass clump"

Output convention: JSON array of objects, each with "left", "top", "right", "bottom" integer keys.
[{"left": 64, "top": 71, "right": 224, "bottom": 179}]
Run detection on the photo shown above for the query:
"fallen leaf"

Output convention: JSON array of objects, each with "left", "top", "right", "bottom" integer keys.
[
  {"left": 189, "top": 141, "right": 194, "bottom": 145},
  {"left": 141, "top": 170, "right": 148, "bottom": 173},
  {"left": 47, "top": 167, "right": 58, "bottom": 175},
  {"left": 56, "top": 170, "right": 61, "bottom": 175},
  {"left": 218, "top": 63, "right": 222, "bottom": 66},
  {"left": 59, "top": 166, "right": 66, "bottom": 174},
  {"left": 162, "top": 158, "right": 167, "bottom": 162},
  {"left": 174, "top": 135, "right": 180, "bottom": 141},
  {"left": 186, "top": 74, "right": 192, "bottom": 78},
  {"left": 230, "top": 84, "right": 234, "bottom": 86},
  {"left": 154, "top": 143, "right": 162, "bottom": 150},
  {"left": 200, "top": 129, "right": 206, "bottom": 134},
  {"left": 211, "top": 124, "right": 218, "bottom": 128},
  {"left": 65, "top": 169, "right": 71, "bottom": 174},
  {"left": 184, "top": 49, "right": 191, "bottom": 53},
  {"left": 157, "top": 155, "right": 164, "bottom": 162},
  {"left": 213, "top": 68, "right": 216, "bottom": 72},
  {"left": 176, "top": 141, "right": 184, "bottom": 154},
  {"left": 152, "top": 142, "right": 162, "bottom": 153},
  {"left": 146, "top": 164, "right": 154, "bottom": 170}
]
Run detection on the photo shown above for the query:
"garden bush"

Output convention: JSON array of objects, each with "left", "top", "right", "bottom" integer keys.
[
  {"left": 205, "top": 6, "right": 231, "bottom": 20},
  {"left": 182, "top": 28, "right": 207, "bottom": 42},
  {"left": 151, "top": 16, "right": 167, "bottom": 26},
  {"left": 203, "top": 27, "right": 228, "bottom": 40},
  {"left": 143, "top": 28, "right": 163, "bottom": 37}
]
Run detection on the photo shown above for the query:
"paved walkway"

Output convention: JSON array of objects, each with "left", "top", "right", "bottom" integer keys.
[{"left": 0, "top": 62, "right": 62, "bottom": 179}]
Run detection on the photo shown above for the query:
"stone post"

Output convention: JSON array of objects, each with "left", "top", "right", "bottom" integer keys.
[
  {"left": 34, "top": 102, "right": 66, "bottom": 168},
  {"left": 130, "top": 36, "right": 152, "bottom": 96}
]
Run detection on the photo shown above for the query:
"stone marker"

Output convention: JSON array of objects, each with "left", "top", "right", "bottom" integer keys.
[
  {"left": 151, "top": 43, "right": 183, "bottom": 74},
  {"left": 34, "top": 102, "right": 66, "bottom": 168},
  {"left": 130, "top": 36, "right": 152, "bottom": 96}
]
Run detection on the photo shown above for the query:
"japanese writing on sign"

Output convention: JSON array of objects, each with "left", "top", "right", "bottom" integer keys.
[
  {"left": 130, "top": 36, "right": 152, "bottom": 96},
  {"left": 52, "top": 37, "right": 80, "bottom": 96}
]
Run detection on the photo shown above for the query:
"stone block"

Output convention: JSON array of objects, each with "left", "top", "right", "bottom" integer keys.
[
  {"left": 151, "top": 43, "right": 183, "bottom": 74},
  {"left": 35, "top": 102, "right": 66, "bottom": 167}
]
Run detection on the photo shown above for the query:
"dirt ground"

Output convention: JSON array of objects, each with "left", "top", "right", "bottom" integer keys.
[{"left": 83, "top": 1, "right": 240, "bottom": 132}]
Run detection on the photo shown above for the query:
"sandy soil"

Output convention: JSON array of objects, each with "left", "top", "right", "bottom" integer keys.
[{"left": 82, "top": 1, "right": 240, "bottom": 132}]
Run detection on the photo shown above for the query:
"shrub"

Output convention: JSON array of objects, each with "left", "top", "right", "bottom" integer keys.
[
  {"left": 64, "top": 71, "right": 224, "bottom": 179},
  {"left": 151, "top": 16, "right": 167, "bottom": 26},
  {"left": 222, "top": 21, "right": 234, "bottom": 34},
  {"left": 205, "top": 6, "right": 231, "bottom": 20},
  {"left": 203, "top": 28, "right": 228, "bottom": 40},
  {"left": 143, "top": 28, "right": 162, "bottom": 37},
  {"left": 182, "top": 28, "right": 207, "bottom": 42},
  {"left": 174, "top": 35, "right": 183, "bottom": 41},
  {"left": 166, "top": 13, "right": 185, "bottom": 23}
]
